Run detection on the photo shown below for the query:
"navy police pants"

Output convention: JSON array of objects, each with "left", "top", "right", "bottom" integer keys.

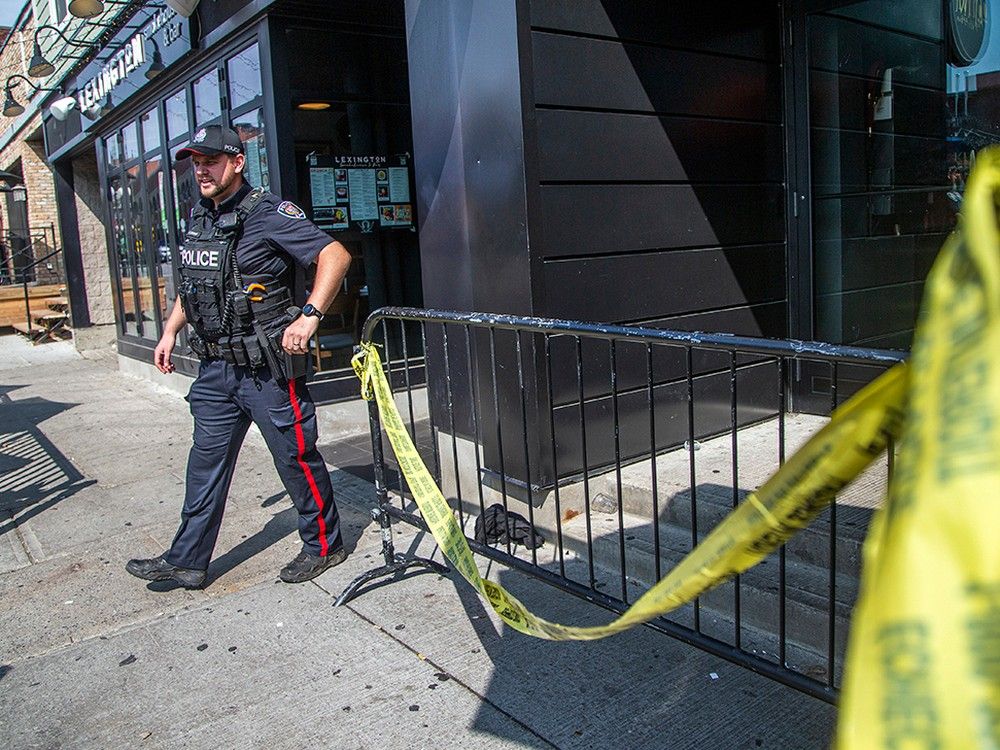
[{"left": 165, "top": 359, "right": 342, "bottom": 570}]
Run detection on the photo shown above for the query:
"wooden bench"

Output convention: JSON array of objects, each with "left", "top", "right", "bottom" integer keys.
[{"left": 0, "top": 284, "right": 65, "bottom": 328}]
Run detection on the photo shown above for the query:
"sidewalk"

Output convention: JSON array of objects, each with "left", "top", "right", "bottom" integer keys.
[{"left": 0, "top": 335, "right": 836, "bottom": 749}]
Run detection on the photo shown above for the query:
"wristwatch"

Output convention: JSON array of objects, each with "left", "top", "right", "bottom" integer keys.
[{"left": 301, "top": 303, "right": 324, "bottom": 322}]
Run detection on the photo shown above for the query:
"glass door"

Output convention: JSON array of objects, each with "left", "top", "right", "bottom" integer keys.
[{"left": 785, "top": 0, "right": 985, "bottom": 409}]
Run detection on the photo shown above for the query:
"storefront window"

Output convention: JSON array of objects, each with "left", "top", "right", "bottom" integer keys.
[
  {"left": 125, "top": 164, "right": 157, "bottom": 340},
  {"left": 233, "top": 108, "right": 268, "bottom": 190},
  {"left": 807, "top": 0, "right": 1000, "bottom": 350},
  {"left": 141, "top": 108, "right": 160, "bottom": 153},
  {"left": 946, "top": 1, "right": 999, "bottom": 195},
  {"left": 147, "top": 156, "right": 172, "bottom": 322},
  {"left": 109, "top": 176, "right": 137, "bottom": 336},
  {"left": 809, "top": 2, "right": 955, "bottom": 349},
  {"left": 273, "top": 24, "right": 424, "bottom": 375},
  {"left": 166, "top": 88, "right": 189, "bottom": 141},
  {"left": 97, "top": 33, "right": 277, "bottom": 356},
  {"left": 227, "top": 43, "right": 262, "bottom": 111},
  {"left": 172, "top": 158, "right": 196, "bottom": 244},
  {"left": 105, "top": 134, "right": 121, "bottom": 169},
  {"left": 122, "top": 122, "right": 139, "bottom": 162},
  {"left": 193, "top": 69, "right": 222, "bottom": 126}
]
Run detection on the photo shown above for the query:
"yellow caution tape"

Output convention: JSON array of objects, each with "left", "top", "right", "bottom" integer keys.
[
  {"left": 353, "top": 148, "right": 1000, "bottom": 745},
  {"left": 352, "top": 335, "right": 907, "bottom": 640},
  {"left": 835, "top": 149, "right": 1000, "bottom": 747},
  {"left": 354, "top": 159, "right": 1000, "bottom": 750}
]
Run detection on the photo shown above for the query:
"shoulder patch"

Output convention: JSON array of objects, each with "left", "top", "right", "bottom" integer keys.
[{"left": 277, "top": 201, "right": 306, "bottom": 220}]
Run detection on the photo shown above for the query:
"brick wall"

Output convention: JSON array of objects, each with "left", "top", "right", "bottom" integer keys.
[
  {"left": 72, "top": 152, "right": 115, "bottom": 326},
  {"left": 22, "top": 136, "right": 63, "bottom": 286},
  {"left": 0, "top": 115, "right": 65, "bottom": 288}
]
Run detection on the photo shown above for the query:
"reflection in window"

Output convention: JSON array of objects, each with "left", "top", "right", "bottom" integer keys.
[
  {"left": 172, "top": 157, "right": 197, "bottom": 246},
  {"left": 141, "top": 108, "right": 161, "bottom": 154},
  {"left": 947, "top": 0, "right": 1000, "bottom": 197},
  {"left": 166, "top": 88, "right": 188, "bottom": 141},
  {"left": 808, "top": 0, "right": 1000, "bottom": 349},
  {"left": 109, "top": 176, "right": 137, "bottom": 336},
  {"left": 193, "top": 69, "right": 221, "bottom": 126},
  {"left": 105, "top": 134, "right": 121, "bottom": 169},
  {"left": 122, "top": 122, "right": 139, "bottom": 162},
  {"left": 809, "top": 2, "right": 954, "bottom": 349},
  {"left": 233, "top": 108, "right": 268, "bottom": 190},
  {"left": 126, "top": 164, "right": 156, "bottom": 339},
  {"left": 227, "top": 43, "right": 263, "bottom": 110},
  {"left": 147, "top": 157, "right": 172, "bottom": 323}
]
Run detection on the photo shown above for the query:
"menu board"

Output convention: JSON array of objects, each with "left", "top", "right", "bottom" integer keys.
[{"left": 307, "top": 154, "right": 414, "bottom": 232}]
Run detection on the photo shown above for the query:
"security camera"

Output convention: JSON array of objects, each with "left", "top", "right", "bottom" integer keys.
[
  {"left": 49, "top": 96, "right": 77, "bottom": 122},
  {"left": 164, "top": 0, "right": 199, "bottom": 17}
]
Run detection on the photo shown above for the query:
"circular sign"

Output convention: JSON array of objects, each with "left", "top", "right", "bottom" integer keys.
[{"left": 949, "top": 0, "right": 990, "bottom": 67}]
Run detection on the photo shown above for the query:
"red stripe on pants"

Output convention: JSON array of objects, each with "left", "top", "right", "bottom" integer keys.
[{"left": 289, "top": 378, "right": 329, "bottom": 556}]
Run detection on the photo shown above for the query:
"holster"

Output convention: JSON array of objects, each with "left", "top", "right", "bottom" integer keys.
[{"left": 188, "top": 332, "right": 208, "bottom": 359}]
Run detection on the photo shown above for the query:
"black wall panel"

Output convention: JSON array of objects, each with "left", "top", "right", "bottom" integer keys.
[
  {"left": 550, "top": 361, "right": 781, "bottom": 480},
  {"left": 516, "top": 0, "right": 786, "bottom": 482},
  {"left": 541, "top": 244, "right": 785, "bottom": 322},
  {"left": 532, "top": 32, "right": 781, "bottom": 121},
  {"left": 537, "top": 110, "right": 784, "bottom": 184},
  {"left": 538, "top": 186, "right": 785, "bottom": 259},
  {"left": 545, "top": 331, "right": 780, "bottom": 410},
  {"left": 529, "top": 0, "right": 780, "bottom": 60}
]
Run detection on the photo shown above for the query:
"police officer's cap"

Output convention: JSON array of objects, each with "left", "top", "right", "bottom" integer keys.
[{"left": 176, "top": 125, "right": 245, "bottom": 160}]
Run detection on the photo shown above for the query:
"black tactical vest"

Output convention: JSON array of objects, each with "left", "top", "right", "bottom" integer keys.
[{"left": 178, "top": 188, "right": 304, "bottom": 378}]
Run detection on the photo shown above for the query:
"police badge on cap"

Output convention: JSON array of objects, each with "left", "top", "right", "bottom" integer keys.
[{"left": 176, "top": 125, "right": 246, "bottom": 160}]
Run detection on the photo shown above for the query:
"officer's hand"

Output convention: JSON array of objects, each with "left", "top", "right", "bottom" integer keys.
[
  {"left": 282, "top": 315, "right": 320, "bottom": 355},
  {"left": 154, "top": 333, "right": 176, "bottom": 374}
]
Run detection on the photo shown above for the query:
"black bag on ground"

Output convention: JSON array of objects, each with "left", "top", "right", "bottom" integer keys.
[{"left": 474, "top": 503, "right": 545, "bottom": 550}]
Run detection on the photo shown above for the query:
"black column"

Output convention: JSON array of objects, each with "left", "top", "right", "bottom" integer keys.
[
  {"left": 405, "top": 0, "right": 554, "bottom": 492},
  {"left": 53, "top": 160, "right": 91, "bottom": 329},
  {"left": 404, "top": 0, "right": 535, "bottom": 314},
  {"left": 259, "top": 16, "right": 296, "bottom": 201}
]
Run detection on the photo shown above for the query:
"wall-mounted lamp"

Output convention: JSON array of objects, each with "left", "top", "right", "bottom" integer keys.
[
  {"left": 3, "top": 75, "right": 59, "bottom": 117},
  {"left": 145, "top": 40, "right": 165, "bottom": 80},
  {"left": 0, "top": 170, "right": 23, "bottom": 193},
  {"left": 68, "top": 0, "right": 129, "bottom": 19},
  {"left": 70, "top": 0, "right": 168, "bottom": 19},
  {"left": 27, "top": 24, "right": 100, "bottom": 78}
]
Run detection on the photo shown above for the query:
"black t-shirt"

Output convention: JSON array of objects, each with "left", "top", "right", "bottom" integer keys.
[{"left": 191, "top": 183, "right": 332, "bottom": 288}]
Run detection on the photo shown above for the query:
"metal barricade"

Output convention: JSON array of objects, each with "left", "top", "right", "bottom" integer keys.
[{"left": 337, "top": 307, "right": 907, "bottom": 703}]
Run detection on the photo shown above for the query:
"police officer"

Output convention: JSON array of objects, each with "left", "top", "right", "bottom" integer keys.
[{"left": 126, "top": 124, "right": 352, "bottom": 588}]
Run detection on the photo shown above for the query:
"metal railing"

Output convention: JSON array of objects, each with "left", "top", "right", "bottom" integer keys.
[
  {"left": 338, "top": 307, "right": 907, "bottom": 703},
  {"left": 1, "top": 224, "right": 62, "bottom": 336},
  {"left": 0, "top": 224, "right": 59, "bottom": 285}
]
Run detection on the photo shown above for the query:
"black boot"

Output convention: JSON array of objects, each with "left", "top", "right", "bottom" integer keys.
[
  {"left": 125, "top": 555, "right": 207, "bottom": 589},
  {"left": 279, "top": 548, "right": 347, "bottom": 583}
]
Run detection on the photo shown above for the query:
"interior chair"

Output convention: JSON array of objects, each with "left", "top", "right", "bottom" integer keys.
[{"left": 310, "top": 285, "right": 360, "bottom": 372}]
